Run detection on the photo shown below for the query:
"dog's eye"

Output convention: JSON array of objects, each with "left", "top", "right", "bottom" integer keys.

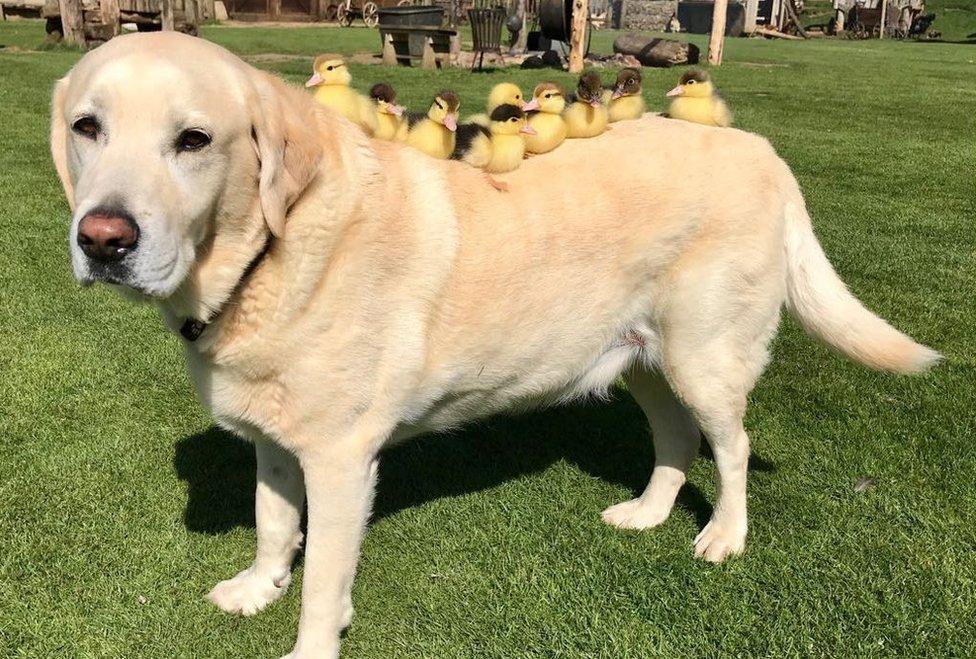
[
  {"left": 177, "top": 129, "right": 212, "bottom": 152},
  {"left": 72, "top": 116, "right": 100, "bottom": 140}
]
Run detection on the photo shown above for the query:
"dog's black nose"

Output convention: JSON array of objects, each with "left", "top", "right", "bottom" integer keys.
[{"left": 77, "top": 210, "right": 139, "bottom": 263}]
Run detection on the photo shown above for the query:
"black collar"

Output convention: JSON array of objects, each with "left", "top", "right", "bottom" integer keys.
[{"left": 180, "top": 235, "right": 273, "bottom": 342}]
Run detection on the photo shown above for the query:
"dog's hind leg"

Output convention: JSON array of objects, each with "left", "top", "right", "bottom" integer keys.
[
  {"left": 207, "top": 436, "right": 306, "bottom": 616},
  {"left": 602, "top": 367, "right": 700, "bottom": 530}
]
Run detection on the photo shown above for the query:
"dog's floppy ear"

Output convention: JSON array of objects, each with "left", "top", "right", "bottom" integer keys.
[
  {"left": 249, "top": 70, "right": 323, "bottom": 237},
  {"left": 50, "top": 76, "right": 76, "bottom": 211}
]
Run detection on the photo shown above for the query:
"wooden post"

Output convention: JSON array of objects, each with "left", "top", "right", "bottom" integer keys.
[
  {"left": 421, "top": 36, "right": 436, "bottom": 69},
  {"left": 568, "top": 0, "right": 588, "bottom": 73},
  {"left": 707, "top": 0, "right": 727, "bottom": 65},
  {"left": 159, "top": 0, "right": 175, "bottom": 29},
  {"left": 58, "top": 0, "right": 85, "bottom": 45},
  {"left": 513, "top": 0, "right": 527, "bottom": 54},
  {"left": 100, "top": 0, "right": 120, "bottom": 36},
  {"left": 617, "top": 0, "right": 627, "bottom": 29},
  {"left": 878, "top": 0, "right": 887, "bottom": 38},
  {"left": 269, "top": 0, "right": 281, "bottom": 19},
  {"left": 449, "top": 32, "right": 460, "bottom": 66},
  {"left": 382, "top": 32, "right": 397, "bottom": 65}
]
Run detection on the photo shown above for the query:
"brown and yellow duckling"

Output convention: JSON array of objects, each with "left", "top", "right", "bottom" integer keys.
[
  {"left": 369, "top": 83, "right": 407, "bottom": 142},
  {"left": 564, "top": 71, "right": 609, "bottom": 138},
  {"left": 606, "top": 67, "right": 646, "bottom": 123},
  {"left": 405, "top": 90, "right": 461, "bottom": 159},
  {"left": 666, "top": 69, "right": 732, "bottom": 127},
  {"left": 522, "top": 82, "right": 567, "bottom": 155}
]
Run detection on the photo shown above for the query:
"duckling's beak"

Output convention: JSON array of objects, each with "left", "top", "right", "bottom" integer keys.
[
  {"left": 589, "top": 99, "right": 602, "bottom": 108},
  {"left": 666, "top": 85, "right": 684, "bottom": 97},
  {"left": 611, "top": 86, "right": 625, "bottom": 100},
  {"left": 388, "top": 104, "right": 405, "bottom": 117},
  {"left": 521, "top": 97, "right": 541, "bottom": 112},
  {"left": 519, "top": 123, "right": 537, "bottom": 135},
  {"left": 305, "top": 72, "right": 324, "bottom": 88},
  {"left": 444, "top": 114, "right": 458, "bottom": 132}
]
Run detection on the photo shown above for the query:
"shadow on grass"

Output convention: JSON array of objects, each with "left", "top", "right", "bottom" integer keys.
[{"left": 174, "top": 388, "right": 775, "bottom": 536}]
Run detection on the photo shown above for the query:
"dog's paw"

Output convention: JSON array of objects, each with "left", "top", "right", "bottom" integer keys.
[
  {"left": 601, "top": 497, "right": 671, "bottom": 530},
  {"left": 206, "top": 566, "right": 291, "bottom": 616},
  {"left": 693, "top": 520, "right": 746, "bottom": 563}
]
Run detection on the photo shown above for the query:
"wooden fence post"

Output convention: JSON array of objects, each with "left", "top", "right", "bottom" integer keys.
[
  {"left": 707, "top": 0, "right": 727, "bottom": 65},
  {"left": 159, "top": 0, "right": 175, "bottom": 29},
  {"left": 58, "top": 0, "right": 85, "bottom": 45},
  {"left": 568, "top": 0, "right": 588, "bottom": 73},
  {"left": 269, "top": 0, "right": 281, "bottom": 20},
  {"left": 100, "top": 0, "right": 120, "bottom": 36}
]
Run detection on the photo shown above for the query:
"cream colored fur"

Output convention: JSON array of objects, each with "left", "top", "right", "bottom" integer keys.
[{"left": 51, "top": 33, "right": 938, "bottom": 659}]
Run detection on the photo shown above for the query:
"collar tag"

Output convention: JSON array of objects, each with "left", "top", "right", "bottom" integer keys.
[{"left": 180, "top": 318, "right": 207, "bottom": 342}]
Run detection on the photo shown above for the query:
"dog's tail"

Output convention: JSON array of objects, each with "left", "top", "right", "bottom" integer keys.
[{"left": 783, "top": 191, "right": 939, "bottom": 374}]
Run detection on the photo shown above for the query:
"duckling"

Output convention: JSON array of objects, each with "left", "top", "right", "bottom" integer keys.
[
  {"left": 563, "top": 71, "right": 609, "bottom": 139},
  {"left": 607, "top": 68, "right": 646, "bottom": 123},
  {"left": 467, "top": 82, "right": 527, "bottom": 126},
  {"left": 369, "top": 83, "right": 407, "bottom": 142},
  {"left": 666, "top": 69, "right": 732, "bottom": 127},
  {"left": 522, "top": 82, "right": 567, "bottom": 155},
  {"left": 452, "top": 104, "right": 536, "bottom": 174},
  {"left": 405, "top": 90, "right": 460, "bottom": 159},
  {"left": 305, "top": 54, "right": 377, "bottom": 135}
]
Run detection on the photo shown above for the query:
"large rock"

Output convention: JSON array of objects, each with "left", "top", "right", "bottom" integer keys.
[{"left": 612, "top": 34, "right": 700, "bottom": 67}]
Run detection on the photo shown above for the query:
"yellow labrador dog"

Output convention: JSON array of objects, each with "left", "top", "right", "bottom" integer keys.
[{"left": 51, "top": 32, "right": 937, "bottom": 658}]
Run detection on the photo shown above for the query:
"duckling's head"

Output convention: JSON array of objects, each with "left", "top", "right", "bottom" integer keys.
[
  {"left": 370, "top": 82, "right": 405, "bottom": 117},
  {"left": 489, "top": 104, "right": 537, "bottom": 137},
  {"left": 428, "top": 90, "right": 460, "bottom": 132},
  {"left": 523, "top": 82, "right": 565, "bottom": 114},
  {"left": 666, "top": 69, "right": 714, "bottom": 99},
  {"left": 576, "top": 71, "right": 605, "bottom": 108},
  {"left": 487, "top": 83, "right": 526, "bottom": 112},
  {"left": 306, "top": 54, "right": 350, "bottom": 88},
  {"left": 612, "top": 68, "right": 642, "bottom": 100}
]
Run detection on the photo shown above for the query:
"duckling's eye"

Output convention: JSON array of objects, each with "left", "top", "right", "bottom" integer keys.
[
  {"left": 177, "top": 129, "right": 212, "bottom": 152},
  {"left": 544, "top": 94, "right": 551, "bottom": 99},
  {"left": 327, "top": 65, "right": 334, "bottom": 71},
  {"left": 686, "top": 80, "right": 697, "bottom": 85},
  {"left": 72, "top": 116, "right": 100, "bottom": 140}
]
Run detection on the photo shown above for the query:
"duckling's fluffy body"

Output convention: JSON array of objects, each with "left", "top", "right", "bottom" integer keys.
[
  {"left": 370, "top": 83, "right": 407, "bottom": 142},
  {"left": 406, "top": 91, "right": 460, "bottom": 159},
  {"left": 306, "top": 56, "right": 376, "bottom": 135},
  {"left": 667, "top": 70, "right": 732, "bottom": 127},
  {"left": 452, "top": 104, "right": 533, "bottom": 174},
  {"left": 565, "top": 72, "right": 609, "bottom": 138},
  {"left": 524, "top": 83, "right": 567, "bottom": 154}
]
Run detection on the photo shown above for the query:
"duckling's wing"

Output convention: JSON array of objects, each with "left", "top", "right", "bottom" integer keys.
[
  {"left": 451, "top": 123, "right": 491, "bottom": 160},
  {"left": 406, "top": 112, "right": 426, "bottom": 128},
  {"left": 713, "top": 97, "right": 733, "bottom": 127}
]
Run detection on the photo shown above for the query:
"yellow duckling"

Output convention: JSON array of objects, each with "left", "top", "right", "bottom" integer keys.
[
  {"left": 369, "top": 83, "right": 407, "bottom": 142},
  {"left": 467, "top": 82, "right": 527, "bottom": 126},
  {"left": 522, "top": 82, "right": 567, "bottom": 154},
  {"left": 607, "top": 68, "right": 646, "bottom": 122},
  {"left": 452, "top": 103, "right": 536, "bottom": 174},
  {"left": 564, "top": 71, "right": 609, "bottom": 139},
  {"left": 666, "top": 69, "right": 732, "bottom": 127},
  {"left": 305, "top": 54, "right": 377, "bottom": 135},
  {"left": 405, "top": 90, "right": 460, "bottom": 159}
]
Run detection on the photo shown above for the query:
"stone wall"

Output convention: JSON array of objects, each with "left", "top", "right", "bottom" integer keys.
[{"left": 617, "top": 0, "right": 677, "bottom": 31}]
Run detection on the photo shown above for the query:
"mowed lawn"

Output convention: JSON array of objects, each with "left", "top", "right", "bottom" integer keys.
[{"left": 2, "top": 18, "right": 975, "bottom": 658}]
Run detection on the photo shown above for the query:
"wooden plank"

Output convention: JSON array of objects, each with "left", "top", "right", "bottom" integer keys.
[
  {"left": 159, "top": 0, "right": 173, "bottom": 28},
  {"left": 99, "top": 0, "right": 119, "bottom": 36},
  {"left": 58, "top": 0, "right": 85, "bottom": 45},
  {"left": 567, "top": 0, "right": 587, "bottom": 73},
  {"left": 707, "top": 0, "right": 727, "bottom": 65},
  {"left": 268, "top": 0, "right": 279, "bottom": 19}
]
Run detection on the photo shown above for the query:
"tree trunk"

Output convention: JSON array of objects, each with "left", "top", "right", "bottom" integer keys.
[
  {"left": 568, "top": 0, "right": 588, "bottom": 73},
  {"left": 513, "top": 0, "right": 528, "bottom": 54},
  {"left": 58, "top": 0, "right": 85, "bottom": 46},
  {"left": 707, "top": 0, "right": 727, "bottom": 65}
]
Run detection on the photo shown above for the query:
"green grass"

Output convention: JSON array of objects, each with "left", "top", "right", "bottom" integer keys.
[{"left": 2, "top": 18, "right": 976, "bottom": 658}]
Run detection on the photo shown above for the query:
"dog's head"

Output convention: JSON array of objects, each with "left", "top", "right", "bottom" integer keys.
[{"left": 51, "top": 32, "right": 322, "bottom": 298}]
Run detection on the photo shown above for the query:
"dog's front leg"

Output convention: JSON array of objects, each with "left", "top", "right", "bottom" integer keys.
[
  {"left": 284, "top": 437, "right": 379, "bottom": 659},
  {"left": 208, "top": 436, "right": 305, "bottom": 616}
]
